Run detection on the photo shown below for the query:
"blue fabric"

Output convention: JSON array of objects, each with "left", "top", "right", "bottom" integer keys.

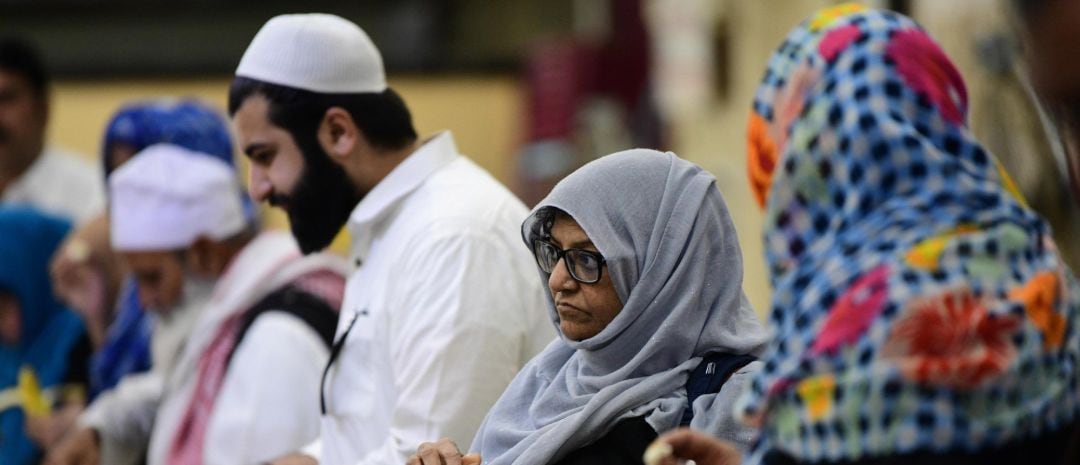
[
  {"left": 739, "top": 5, "right": 1080, "bottom": 464},
  {"left": 88, "top": 278, "right": 152, "bottom": 399},
  {"left": 0, "top": 207, "right": 85, "bottom": 465},
  {"left": 102, "top": 99, "right": 235, "bottom": 175},
  {"left": 101, "top": 98, "right": 256, "bottom": 222}
]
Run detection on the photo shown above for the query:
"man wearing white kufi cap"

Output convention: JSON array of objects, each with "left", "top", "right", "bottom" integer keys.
[
  {"left": 48, "top": 143, "right": 349, "bottom": 465},
  {"left": 229, "top": 13, "right": 553, "bottom": 465}
]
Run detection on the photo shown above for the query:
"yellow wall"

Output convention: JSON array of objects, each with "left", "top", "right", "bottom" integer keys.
[
  {"left": 47, "top": 75, "right": 525, "bottom": 242},
  {"left": 47, "top": 2, "right": 993, "bottom": 319},
  {"left": 49, "top": 75, "right": 524, "bottom": 181},
  {"left": 668, "top": 1, "right": 834, "bottom": 315}
]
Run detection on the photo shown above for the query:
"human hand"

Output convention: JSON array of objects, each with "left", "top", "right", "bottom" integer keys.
[
  {"left": 407, "top": 438, "right": 481, "bottom": 465},
  {"left": 644, "top": 428, "right": 741, "bottom": 465},
  {"left": 43, "top": 426, "right": 100, "bottom": 465},
  {"left": 50, "top": 214, "right": 113, "bottom": 326},
  {"left": 267, "top": 452, "right": 318, "bottom": 465},
  {"left": 25, "top": 403, "right": 82, "bottom": 448}
]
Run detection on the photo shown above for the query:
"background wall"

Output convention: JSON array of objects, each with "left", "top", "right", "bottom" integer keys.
[
  {"left": 48, "top": 76, "right": 524, "bottom": 242},
  {"left": 32, "top": 0, "right": 1071, "bottom": 318}
]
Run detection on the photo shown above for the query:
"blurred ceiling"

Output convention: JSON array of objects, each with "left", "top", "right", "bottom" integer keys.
[{"left": 0, "top": 0, "right": 575, "bottom": 77}]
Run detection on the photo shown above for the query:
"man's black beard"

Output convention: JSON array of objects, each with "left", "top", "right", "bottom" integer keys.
[{"left": 270, "top": 146, "right": 361, "bottom": 254}]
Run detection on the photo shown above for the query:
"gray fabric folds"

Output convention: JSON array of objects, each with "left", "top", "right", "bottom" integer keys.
[{"left": 471, "top": 149, "right": 769, "bottom": 465}]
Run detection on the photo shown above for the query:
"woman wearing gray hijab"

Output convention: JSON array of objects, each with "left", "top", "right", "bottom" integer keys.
[{"left": 408, "top": 149, "right": 769, "bottom": 465}]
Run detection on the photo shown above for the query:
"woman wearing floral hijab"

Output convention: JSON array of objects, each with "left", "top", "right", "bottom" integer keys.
[{"left": 650, "top": 4, "right": 1079, "bottom": 465}]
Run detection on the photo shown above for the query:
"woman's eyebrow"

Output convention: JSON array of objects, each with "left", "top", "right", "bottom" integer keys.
[{"left": 564, "top": 237, "right": 595, "bottom": 249}]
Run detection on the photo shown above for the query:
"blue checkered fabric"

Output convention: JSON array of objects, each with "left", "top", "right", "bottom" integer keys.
[{"left": 739, "top": 4, "right": 1080, "bottom": 464}]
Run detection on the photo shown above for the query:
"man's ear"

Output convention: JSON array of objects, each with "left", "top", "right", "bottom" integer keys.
[
  {"left": 318, "top": 107, "right": 362, "bottom": 163},
  {"left": 186, "top": 236, "right": 219, "bottom": 277}
]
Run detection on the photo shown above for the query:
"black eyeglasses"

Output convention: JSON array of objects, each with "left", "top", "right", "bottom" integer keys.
[{"left": 532, "top": 239, "right": 606, "bottom": 284}]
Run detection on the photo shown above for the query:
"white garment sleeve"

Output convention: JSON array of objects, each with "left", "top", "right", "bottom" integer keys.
[
  {"left": 78, "top": 371, "right": 163, "bottom": 447},
  {"left": 300, "top": 438, "right": 323, "bottom": 460},
  {"left": 349, "top": 230, "right": 534, "bottom": 465},
  {"left": 204, "top": 312, "right": 329, "bottom": 465}
]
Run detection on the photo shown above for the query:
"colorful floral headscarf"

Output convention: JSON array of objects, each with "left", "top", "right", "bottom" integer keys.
[{"left": 739, "top": 4, "right": 1080, "bottom": 463}]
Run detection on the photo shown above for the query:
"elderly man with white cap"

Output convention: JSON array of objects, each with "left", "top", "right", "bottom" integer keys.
[
  {"left": 228, "top": 13, "right": 553, "bottom": 465},
  {"left": 48, "top": 144, "right": 348, "bottom": 465}
]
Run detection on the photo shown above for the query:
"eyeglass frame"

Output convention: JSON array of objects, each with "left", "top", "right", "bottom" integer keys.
[{"left": 531, "top": 238, "right": 607, "bottom": 284}]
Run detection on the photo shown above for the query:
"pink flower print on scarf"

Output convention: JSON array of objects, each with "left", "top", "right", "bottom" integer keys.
[
  {"left": 810, "top": 264, "right": 890, "bottom": 355},
  {"left": 819, "top": 25, "right": 861, "bottom": 63},
  {"left": 886, "top": 29, "right": 968, "bottom": 125}
]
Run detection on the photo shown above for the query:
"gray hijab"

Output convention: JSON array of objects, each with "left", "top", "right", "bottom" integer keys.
[{"left": 470, "top": 149, "right": 769, "bottom": 465}]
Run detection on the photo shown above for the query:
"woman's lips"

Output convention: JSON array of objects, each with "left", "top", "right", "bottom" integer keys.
[{"left": 556, "top": 302, "right": 589, "bottom": 321}]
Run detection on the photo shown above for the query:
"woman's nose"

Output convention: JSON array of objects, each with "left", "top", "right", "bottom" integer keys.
[{"left": 548, "top": 257, "right": 578, "bottom": 294}]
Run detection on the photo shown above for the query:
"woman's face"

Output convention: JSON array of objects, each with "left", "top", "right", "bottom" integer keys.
[
  {"left": 547, "top": 213, "right": 622, "bottom": 341},
  {"left": 0, "top": 291, "right": 20, "bottom": 346}
]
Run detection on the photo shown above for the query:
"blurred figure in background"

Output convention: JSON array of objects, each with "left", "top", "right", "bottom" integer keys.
[
  {"left": 50, "top": 99, "right": 246, "bottom": 401},
  {"left": 1014, "top": 0, "right": 1080, "bottom": 170},
  {"left": 970, "top": 33, "right": 1080, "bottom": 273},
  {"left": 0, "top": 207, "right": 90, "bottom": 465},
  {"left": 0, "top": 37, "right": 102, "bottom": 224},
  {"left": 49, "top": 144, "right": 345, "bottom": 465},
  {"left": 515, "top": 0, "right": 663, "bottom": 207},
  {"left": 651, "top": 5, "right": 1079, "bottom": 465},
  {"left": 1011, "top": 0, "right": 1080, "bottom": 260}
]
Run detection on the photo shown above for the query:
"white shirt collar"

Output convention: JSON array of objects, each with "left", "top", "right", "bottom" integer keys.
[{"left": 346, "top": 131, "right": 459, "bottom": 261}]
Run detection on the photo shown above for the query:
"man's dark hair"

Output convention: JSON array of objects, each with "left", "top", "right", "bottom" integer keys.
[
  {"left": 0, "top": 37, "right": 49, "bottom": 99},
  {"left": 228, "top": 77, "right": 417, "bottom": 155}
]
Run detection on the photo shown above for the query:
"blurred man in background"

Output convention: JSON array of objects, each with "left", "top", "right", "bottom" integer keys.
[
  {"left": 48, "top": 144, "right": 346, "bottom": 465},
  {"left": 50, "top": 99, "right": 249, "bottom": 402},
  {"left": 0, "top": 37, "right": 102, "bottom": 224},
  {"left": 1014, "top": 0, "right": 1080, "bottom": 203}
]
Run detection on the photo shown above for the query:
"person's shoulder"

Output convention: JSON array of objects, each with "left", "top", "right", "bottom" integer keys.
[
  {"left": 39, "top": 147, "right": 104, "bottom": 198},
  {"left": 405, "top": 158, "right": 528, "bottom": 230},
  {"left": 40, "top": 147, "right": 99, "bottom": 178},
  {"left": 383, "top": 151, "right": 535, "bottom": 267},
  {"left": 422, "top": 156, "right": 524, "bottom": 210},
  {"left": 234, "top": 311, "right": 329, "bottom": 359}
]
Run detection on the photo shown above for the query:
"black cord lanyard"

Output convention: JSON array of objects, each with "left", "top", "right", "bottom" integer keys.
[{"left": 320, "top": 312, "right": 359, "bottom": 415}]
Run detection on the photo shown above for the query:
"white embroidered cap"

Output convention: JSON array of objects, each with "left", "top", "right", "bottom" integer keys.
[
  {"left": 109, "top": 143, "right": 246, "bottom": 251},
  {"left": 235, "top": 13, "right": 387, "bottom": 93}
]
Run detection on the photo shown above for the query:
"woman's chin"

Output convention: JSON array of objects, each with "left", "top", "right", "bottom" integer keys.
[{"left": 560, "top": 321, "right": 599, "bottom": 342}]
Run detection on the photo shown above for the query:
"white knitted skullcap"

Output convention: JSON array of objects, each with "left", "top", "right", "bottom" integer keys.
[
  {"left": 235, "top": 13, "right": 387, "bottom": 93},
  {"left": 109, "top": 143, "right": 247, "bottom": 252}
]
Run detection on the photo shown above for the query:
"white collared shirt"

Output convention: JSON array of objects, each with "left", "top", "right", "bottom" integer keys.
[
  {"left": 1, "top": 147, "right": 103, "bottom": 223},
  {"left": 311, "top": 131, "right": 553, "bottom": 465}
]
